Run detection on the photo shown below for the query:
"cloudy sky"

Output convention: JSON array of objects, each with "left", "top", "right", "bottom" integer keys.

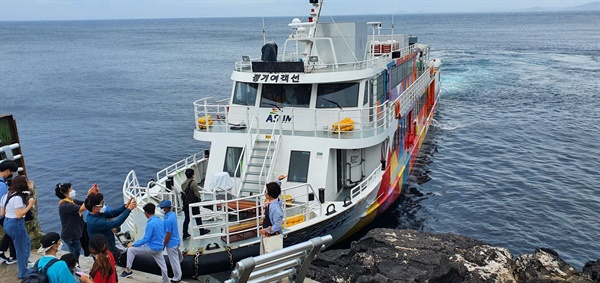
[{"left": 0, "top": 0, "right": 595, "bottom": 21}]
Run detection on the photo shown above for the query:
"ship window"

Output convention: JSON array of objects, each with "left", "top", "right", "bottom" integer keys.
[
  {"left": 223, "top": 147, "right": 243, "bottom": 177},
  {"left": 316, "top": 83, "right": 359, "bottom": 108},
  {"left": 232, "top": 82, "right": 258, "bottom": 106},
  {"left": 260, "top": 84, "right": 311, "bottom": 108},
  {"left": 288, "top": 151, "right": 310, "bottom": 183}
]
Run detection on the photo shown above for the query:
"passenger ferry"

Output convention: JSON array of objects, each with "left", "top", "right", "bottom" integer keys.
[{"left": 119, "top": 0, "right": 442, "bottom": 278}]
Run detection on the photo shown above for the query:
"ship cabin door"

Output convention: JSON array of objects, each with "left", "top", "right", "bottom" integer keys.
[{"left": 336, "top": 149, "right": 365, "bottom": 193}]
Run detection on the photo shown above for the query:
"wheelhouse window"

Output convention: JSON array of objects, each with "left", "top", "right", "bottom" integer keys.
[
  {"left": 287, "top": 151, "right": 310, "bottom": 183},
  {"left": 316, "top": 82, "right": 359, "bottom": 108},
  {"left": 232, "top": 82, "right": 258, "bottom": 106},
  {"left": 260, "top": 84, "right": 311, "bottom": 108},
  {"left": 223, "top": 147, "right": 243, "bottom": 177}
]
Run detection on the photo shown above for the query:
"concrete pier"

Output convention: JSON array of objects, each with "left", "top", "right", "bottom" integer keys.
[{"left": 0, "top": 250, "right": 319, "bottom": 283}]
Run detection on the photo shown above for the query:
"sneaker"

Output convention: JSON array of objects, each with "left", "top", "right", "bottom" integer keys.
[
  {"left": 200, "top": 229, "right": 210, "bottom": 235},
  {"left": 0, "top": 253, "right": 9, "bottom": 264},
  {"left": 5, "top": 257, "right": 17, "bottom": 265},
  {"left": 182, "top": 234, "right": 191, "bottom": 240},
  {"left": 120, "top": 270, "right": 133, "bottom": 278}
]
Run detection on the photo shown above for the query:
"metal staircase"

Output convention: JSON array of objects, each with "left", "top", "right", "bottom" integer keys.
[{"left": 237, "top": 135, "right": 280, "bottom": 197}]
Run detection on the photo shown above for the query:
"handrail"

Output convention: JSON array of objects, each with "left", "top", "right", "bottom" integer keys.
[
  {"left": 193, "top": 66, "right": 432, "bottom": 140},
  {"left": 234, "top": 39, "right": 417, "bottom": 73},
  {"left": 225, "top": 235, "right": 334, "bottom": 283},
  {"left": 349, "top": 164, "right": 382, "bottom": 202},
  {"left": 156, "top": 151, "right": 206, "bottom": 182},
  {"left": 258, "top": 119, "right": 281, "bottom": 189},
  {"left": 233, "top": 116, "right": 259, "bottom": 192},
  {"left": 188, "top": 183, "right": 322, "bottom": 246}
]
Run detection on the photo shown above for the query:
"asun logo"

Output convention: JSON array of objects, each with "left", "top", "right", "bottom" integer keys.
[{"left": 265, "top": 109, "right": 293, "bottom": 123}]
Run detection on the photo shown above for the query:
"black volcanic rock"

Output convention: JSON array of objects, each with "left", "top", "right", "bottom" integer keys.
[{"left": 308, "top": 228, "right": 595, "bottom": 283}]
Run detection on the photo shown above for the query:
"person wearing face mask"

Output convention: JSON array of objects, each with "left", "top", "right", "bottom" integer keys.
[
  {"left": 120, "top": 203, "right": 169, "bottom": 283},
  {"left": 55, "top": 182, "right": 94, "bottom": 263},
  {"left": 158, "top": 200, "right": 182, "bottom": 283},
  {"left": 36, "top": 232, "right": 92, "bottom": 283},
  {"left": 84, "top": 191, "right": 136, "bottom": 258}
]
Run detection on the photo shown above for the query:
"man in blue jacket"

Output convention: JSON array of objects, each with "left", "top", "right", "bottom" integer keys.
[
  {"left": 36, "top": 232, "right": 92, "bottom": 283},
  {"left": 121, "top": 203, "right": 169, "bottom": 283},
  {"left": 84, "top": 192, "right": 136, "bottom": 257},
  {"left": 159, "top": 200, "right": 182, "bottom": 283}
]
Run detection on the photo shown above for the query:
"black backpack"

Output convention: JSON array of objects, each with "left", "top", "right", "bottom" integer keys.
[
  {"left": 21, "top": 258, "right": 60, "bottom": 283},
  {"left": 182, "top": 181, "right": 200, "bottom": 206}
]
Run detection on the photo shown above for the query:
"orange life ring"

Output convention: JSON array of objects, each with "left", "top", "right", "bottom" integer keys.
[{"left": 394, "top": 100, "right": 400, "bottom": 118}]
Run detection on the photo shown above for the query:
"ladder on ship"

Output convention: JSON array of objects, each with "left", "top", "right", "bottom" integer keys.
[{"left": 237, "top": 135, "right": 280, "bottom": 197}]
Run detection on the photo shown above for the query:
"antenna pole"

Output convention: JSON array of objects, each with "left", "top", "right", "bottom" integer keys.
[{"left": 262, "top": 17, "right": 266, "bottom": 45}]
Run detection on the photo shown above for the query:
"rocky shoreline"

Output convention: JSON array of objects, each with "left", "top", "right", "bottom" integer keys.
[{"left": 307, "top": 228, "right": 599, "bottom": 283}]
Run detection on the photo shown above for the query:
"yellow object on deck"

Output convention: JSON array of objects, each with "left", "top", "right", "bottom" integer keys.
[
  {"left": 198, "top": 115, "right": 213, "bottom": 129},
  {"left": 332, "top": 117, "right": 355, "bottom": 133},
  {"left": 284, "top": 214, "right": 305, "bottom": 227}
]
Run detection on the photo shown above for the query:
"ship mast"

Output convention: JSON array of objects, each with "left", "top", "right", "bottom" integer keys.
[
  {"left": 288, "top": 0, "right": 324, "bottom": 63},
  {"left": 305, "top": 0, "right": 323, "bottom": 60}
]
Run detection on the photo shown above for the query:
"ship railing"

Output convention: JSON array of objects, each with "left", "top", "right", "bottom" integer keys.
[
  {"left": 188, "top": 194, "right": 263, "bottom": 244},
  {"left": 349, "top": 164, "right": 383, "bottom": 202},
  {"left": 233, "top": 116, "right": 259, "bottom": 193},
  {"left": 280, "top": 183, "right": 323, "bottom": 230},
  {"left": 396, "top": 69, "right": 433, "bottom": 118},
  {"left": 234, "top": 40, "right": 416, "bottom": 73},
  {"left": 123, "top": 170, "right": 180, "bottom": 234},
  {"left": 194, "top": 67, "right": 433, "bottom": 140},
  {"left": 188, "top": 183, "right": 322, "bottom": 245},
  {"left": 145, "top": 180, "right": 181, "bottom": 213},
  {"left": 194, "top": 97, "right": 230, "bottom": 131},
  {"left": 156, "top": 151, "right": 207, "bottom": 182}
]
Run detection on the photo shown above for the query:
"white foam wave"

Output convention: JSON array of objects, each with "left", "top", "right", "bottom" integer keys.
[{"left": 431, "top": 119, "right": 465, "bottom": 131}]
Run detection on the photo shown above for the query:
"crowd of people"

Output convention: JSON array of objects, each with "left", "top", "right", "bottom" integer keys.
[
  {"left": 0, "top": 158, "right": 287, "bottom": 283},
  {"left": 0, "top": 160, "right": 184, "bottom": 283}
]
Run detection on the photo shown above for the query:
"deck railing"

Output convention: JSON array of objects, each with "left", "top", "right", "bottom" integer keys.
[
  {"left": 156, "top": 151, "right": 207, "bottom": 182},
  {"left": 349, "top": 164, "right": 383, "bottom": 202},
  {"left": 233, "top": 41, "right": 417, "bottom": 74},
  {"left": 189, "top": 183, "right": 323, "bottom": 246}
]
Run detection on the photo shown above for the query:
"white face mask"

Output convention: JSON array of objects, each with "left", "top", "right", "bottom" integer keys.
[
  {"left": 99, "top": 204, "right": 107, "bottom": 213},
  {"left": 57, "top": 242, "right": 63, "bottom": 251},
  {"left": 68, "top": 190, "right": 76, "bottom": 199}
]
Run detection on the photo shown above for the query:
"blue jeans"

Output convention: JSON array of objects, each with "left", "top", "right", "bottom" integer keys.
[
  {"left": 4, "top": 218, "right": 31, "bottom": 278},
  {"left": 64, "top": 239, "right": 81, "bottom": 262}
]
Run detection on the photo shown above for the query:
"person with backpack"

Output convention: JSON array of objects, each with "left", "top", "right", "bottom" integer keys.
[
  {"left": 180, "top": 169, "right": 209, "bottom": 240},
  {"left": 0, "top": 175, "right": 35, "bottom": 279},
  {"left": 30, "top": 232, "right": 92, "bottom": 283},
  {"left": 0, "top": 160, "right": 18, "bottom": 265}
]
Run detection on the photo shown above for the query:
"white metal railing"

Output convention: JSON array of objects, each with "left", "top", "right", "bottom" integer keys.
[
  {"left": 397, "top": 68, "right": 434, "bottom": 118},
  {"left": 0, "top": 143, "right": 25, "bottom": 175},
  {"left": 233, "top": 116, "right": 259, "bottom": 191},
  {"left": 234, "top": 38, "right": 416, "bottom": 74},
  {"left": 156, "top": 151, "right": 207, "bottom": 182},
  {"left": 225, "top": 235, "right": 334, "bottom": 283},
  {"left": 189, "top": 183, "right": 323, "bottom": 246},
  {"left": 122, "top": 170, "right": 179, "bottom": 233},
  {"left": 349, "top": 164, "right": 383, "bottom": 202}
]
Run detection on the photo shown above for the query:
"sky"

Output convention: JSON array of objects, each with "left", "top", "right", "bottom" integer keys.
[{"left": 0, "top": 0, "right": 596, "bottom": 21}]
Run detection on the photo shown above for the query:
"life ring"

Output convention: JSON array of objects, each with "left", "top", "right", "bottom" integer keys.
[{"left": 394, "top": 100, "right": 400, "bottom": 118}]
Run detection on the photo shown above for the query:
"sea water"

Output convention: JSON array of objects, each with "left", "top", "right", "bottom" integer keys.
[{"left": 1, "top": 11, "right": 598, "bottom": 268}]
